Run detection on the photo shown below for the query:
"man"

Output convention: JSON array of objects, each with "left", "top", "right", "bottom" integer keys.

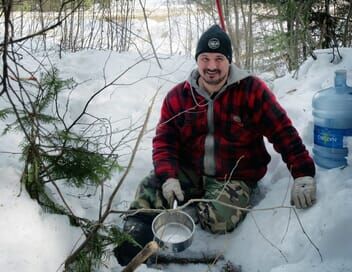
[{"left": 114, "top": 24, "right": 316, "bottom": 265}]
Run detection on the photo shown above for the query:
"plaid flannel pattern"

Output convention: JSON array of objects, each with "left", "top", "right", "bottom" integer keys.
[{"left": 153, "top": 76, "right": 315, "bottom": 186}]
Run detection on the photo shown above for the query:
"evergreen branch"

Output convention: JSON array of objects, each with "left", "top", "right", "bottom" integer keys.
[{"left": 63, "top": 87, "right": 159, "bottom": 269}]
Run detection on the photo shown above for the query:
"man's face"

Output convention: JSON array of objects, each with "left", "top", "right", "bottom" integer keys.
[{"left": 197, "top": 53, "right": 230, "bottom": 86}]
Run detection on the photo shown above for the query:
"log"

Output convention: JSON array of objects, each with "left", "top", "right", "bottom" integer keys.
[
  {"left": 122, "top": 241, "right": 159, "bottom": 272},
  {"left": 151, "top": 256, "right": 241, "bottom": 272},
  {"left": 152, "top": 253, "right": 224, "bottom": 264}
]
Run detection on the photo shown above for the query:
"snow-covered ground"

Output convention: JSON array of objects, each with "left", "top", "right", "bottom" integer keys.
[
  {"left": 1, "top": 46, "right": 352, "bottom": 272},
  {"left": 1, "top": 4, "right": 352, "bottom": 270}
]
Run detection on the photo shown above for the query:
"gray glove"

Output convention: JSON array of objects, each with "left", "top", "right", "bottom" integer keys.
[
  {"left": 162, "top": 178, "right": 184, "bottom": 207},
  {"left": 290, "top": 176, "right": 316, "bottom": 209}
]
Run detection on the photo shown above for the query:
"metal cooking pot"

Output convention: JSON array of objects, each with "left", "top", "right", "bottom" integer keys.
[{"left": 152, "top": 202, "right": 195, "bottom": 253}]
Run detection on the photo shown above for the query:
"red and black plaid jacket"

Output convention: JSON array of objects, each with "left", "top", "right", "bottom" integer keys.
[{"left": 153, "top": 72, "right": 315, "bottom": 187}]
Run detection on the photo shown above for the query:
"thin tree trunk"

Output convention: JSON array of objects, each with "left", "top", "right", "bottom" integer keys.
[
  {"left": 1, "top": 0, "right": 13, "bottom": 97},
  {"left": 343, "top": 1, "right": 352, "bottom": 47},
  {"left": 240, "top": 0, "right": 252, "bottom": 69},
  {"left": 248, "top": 0, "right": 253, "bottom": 69},
  {"left": 39, "top": 0, "right": 47, "bottom": 51},
  {"left": 226, "top": 0, "right": 241, "bottom": 66},
  {"left": 138, "top": 0, "right": 162, "bottom": 69},
  {"left": 166, "top": 0, "right": 173, "bottom": 55}
]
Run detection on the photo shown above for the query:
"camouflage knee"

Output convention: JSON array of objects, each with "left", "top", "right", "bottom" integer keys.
[
  {"left": 129, "top": 171, "right": 165, "bottom": 210},
  {"left": 197, "top": 179, "right": 251, "bottom": 234}
]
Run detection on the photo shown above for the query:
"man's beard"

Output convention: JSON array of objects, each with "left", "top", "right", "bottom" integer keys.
[{"left": 202, "top": 69, "right": 226, "bottom": 85}]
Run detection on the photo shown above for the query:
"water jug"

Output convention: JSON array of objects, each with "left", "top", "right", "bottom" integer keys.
[{"left": 312, "top": 69, "right": 352, "bottom": 169}]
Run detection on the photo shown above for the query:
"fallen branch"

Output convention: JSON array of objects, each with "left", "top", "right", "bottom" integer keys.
[{"left": 111, "top": 197, "right": 323, "bottom": 264}]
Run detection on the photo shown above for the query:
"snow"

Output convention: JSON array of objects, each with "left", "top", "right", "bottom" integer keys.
[
  {"left": 1, "top": 18, "right": 352, "bottom": 272},
  {"left": 0, "top": 168, "right": 82, "bottom": 271}
]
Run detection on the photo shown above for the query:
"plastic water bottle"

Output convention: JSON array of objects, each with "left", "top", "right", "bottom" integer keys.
[{"left": 312, "top": 69, "right": 352, "bottom": 169}]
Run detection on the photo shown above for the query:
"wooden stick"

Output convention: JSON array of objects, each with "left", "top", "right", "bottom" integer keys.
[{"left": 122, "top": 241, "right": 159, "bottom": 272}]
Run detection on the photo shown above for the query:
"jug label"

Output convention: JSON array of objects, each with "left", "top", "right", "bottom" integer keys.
[{"left": 314, "top": 125, "right": 352, "bottom": 148}]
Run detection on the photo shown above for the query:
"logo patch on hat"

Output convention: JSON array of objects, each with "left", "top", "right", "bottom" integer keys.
[{"left": 208, "top": 38, "right": 220, "bottom": 49}]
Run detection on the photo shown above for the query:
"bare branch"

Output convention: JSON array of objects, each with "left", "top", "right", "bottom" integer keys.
[
  {"left": 292, "top": 208, "right": 323, "bottom": 262},
  {"left": 250, "top": 212, "right": 288, "bottom": 263}
]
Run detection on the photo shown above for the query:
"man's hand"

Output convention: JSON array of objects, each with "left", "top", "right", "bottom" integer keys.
[
  {"left": 291, "top": 176, "right": 316, "bottom": 209},
  {"left": 162, "top": 178, "right": 184, "bottom": 207}
]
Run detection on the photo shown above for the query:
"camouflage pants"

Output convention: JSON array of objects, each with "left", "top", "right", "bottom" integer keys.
[{"left": 129, "top": 168, "right": 252, "bottom": 234}]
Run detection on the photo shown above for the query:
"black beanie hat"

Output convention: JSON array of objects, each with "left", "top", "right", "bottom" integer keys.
[{"left": 195, "top": 25, "right": 232, "bottom": 63}]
